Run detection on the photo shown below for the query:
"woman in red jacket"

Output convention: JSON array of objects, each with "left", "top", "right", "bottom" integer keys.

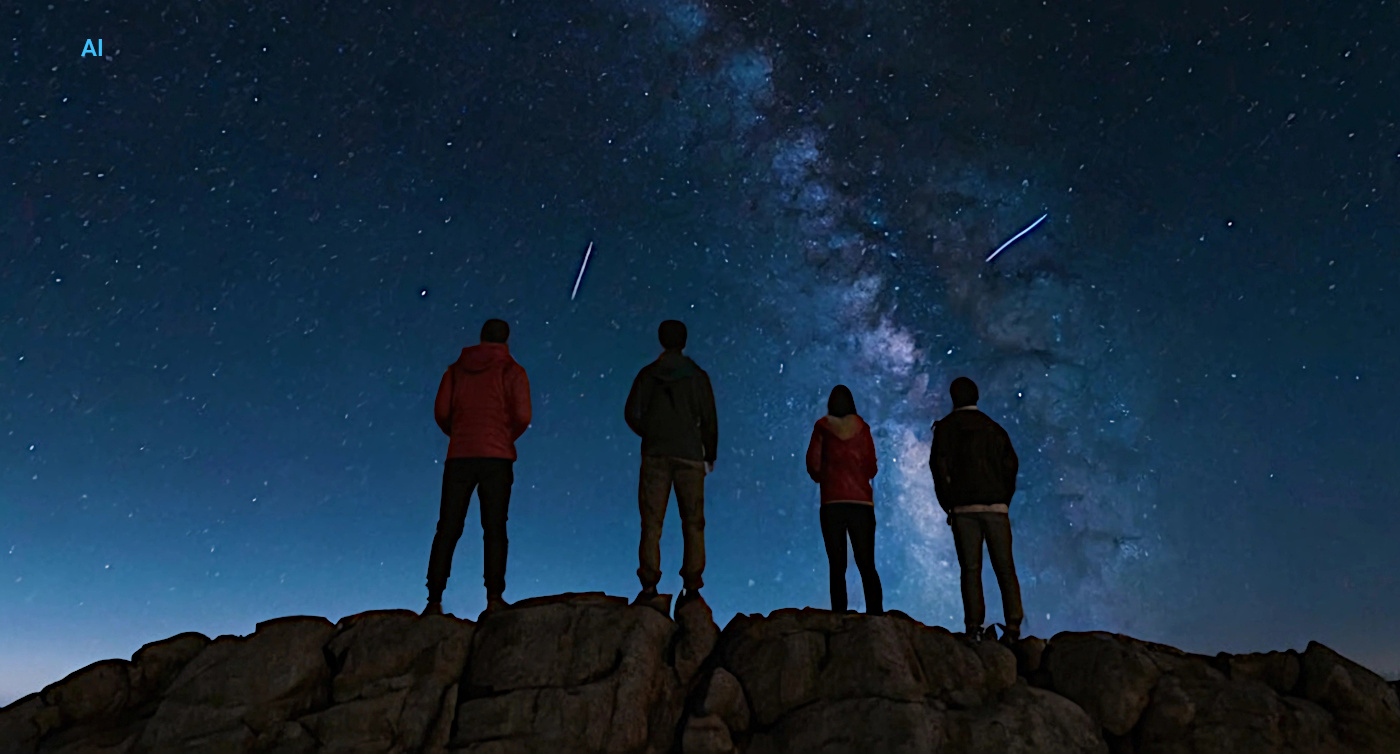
[{"left": 805, "top": 385, "right": 883, "bottom": 615}]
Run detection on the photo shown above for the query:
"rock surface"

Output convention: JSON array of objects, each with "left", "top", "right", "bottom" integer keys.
[{"left": 3, "top": 594, "right": 1397, "bottom": 754}]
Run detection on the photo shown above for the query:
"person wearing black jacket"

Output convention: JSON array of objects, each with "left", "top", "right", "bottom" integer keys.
[
  {"left": 929, "top": 376, "right": 1023, "bottom": 642},
  {"left": 624, "top": 320, "right": 718, "bottom": 611}
]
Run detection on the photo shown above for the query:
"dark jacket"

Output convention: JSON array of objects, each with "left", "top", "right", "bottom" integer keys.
[
  {"left": 624, "top": 351, "right": 718, "bottom": 463},
  {"left": 929, "top": 407, "right": 1018, "bottom": 511},
  {"left": 434, "top": 343, "right": 532, "bottom": 461},
  {"left": 805, "top": 414, "right": 878, "bottom": 505}
]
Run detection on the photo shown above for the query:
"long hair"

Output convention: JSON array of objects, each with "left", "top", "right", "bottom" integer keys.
[{"left": 827, "top": 384, "right": 857, "bottom": 417}]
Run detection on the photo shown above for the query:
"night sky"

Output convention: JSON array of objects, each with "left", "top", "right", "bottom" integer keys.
[{"left": 4, "top": 0, "right": 1399, "bottom": 705}]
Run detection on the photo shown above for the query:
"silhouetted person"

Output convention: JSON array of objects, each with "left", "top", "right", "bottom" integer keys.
[
  {"left": 423, "top": 318, "right": 532, "bottom": 616},
  {"left": 805, "top": 385, "right": 883, "bottom": 615},
  {"left": 929, "top": 377, "right": 1023, "bottom": 642},
  {"left": 624, "top": 320, "right": 718, "bottom": 611}
]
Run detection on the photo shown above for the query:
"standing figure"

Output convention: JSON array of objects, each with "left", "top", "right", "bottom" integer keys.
[
  {"left": 624, "top": 320, "right": 718, "bottom": 611},
  {"left": 929, "top": 377, "right": 1023, "bottom": 641},
  {"left": 805, "top": 385, "right": 883, "bottom": 615},
  {"left": 423, "top": 318, "right": 532, "bottom": 616}
]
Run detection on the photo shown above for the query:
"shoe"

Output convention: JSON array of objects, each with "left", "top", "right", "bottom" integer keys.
[
  {"left": 421, "top": 600, "right": 443, "bottom": 617},
  {"left": 485, "top": 594, "right": 510, "bottom": 613},
  {"left": 997, "top": 623, "right": 1020, "bottom": 643},
  {"left": 963, "top": 627, "right": 983, "bottom": 645},
  {"left": 982, "top": 625, "right": 999, "bottom": 642},
  {"left": 633, "top": 587, "right": 659, "bottom": 605}
]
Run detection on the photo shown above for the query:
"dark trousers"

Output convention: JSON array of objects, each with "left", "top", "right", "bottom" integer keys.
[
  {"left": 949, "top": 512, "right": 1023, "bottom": 634},
  {"left": 426, "top": 457, "right": 513, "bottom": 600},
  {"left": 820, "top": 503, "right": 883, "bottom": 614},
  {"left": 638, "top": 455, "right": 707, "bottom": 591}
]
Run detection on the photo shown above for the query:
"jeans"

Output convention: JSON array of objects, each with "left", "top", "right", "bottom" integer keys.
[
  {"left": 820, "top": 503, "right": 883, "bottom": 614},
  {"left": 949, "top": 511, "right": 1023, "bottom": 634},
  {"left": 637, "top": 455, "right": 706, "bottom": 591},
  {"left": 426, "top": 458, "right": 513, "bottom": 600}
]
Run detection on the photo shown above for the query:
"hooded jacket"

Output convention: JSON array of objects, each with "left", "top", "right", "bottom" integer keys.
[
  {"left": 624, "top": 351, "right": 718, "bottom": 463},
  {"left": 929, "top": 406, "right": 1018, "bottom": 512},
  {"left": 805, "top": 414, "right": 878, "bottom": 505},
  {"left": 434, "top": 343, "right": 532, "bottom": 460}
]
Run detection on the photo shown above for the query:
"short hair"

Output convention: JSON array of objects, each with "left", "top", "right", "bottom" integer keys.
[
  {"left": 950, "top": 376, "right": 979, "bottom": 408},
  {"left": 827, "top": 385, "right": 857, "bottom": 417},
  {"left": 480, "top": 319, "right": 510, "bottom": 344},
  {"left": 658, "top": 320, "right": 688, "bottom": 350}
]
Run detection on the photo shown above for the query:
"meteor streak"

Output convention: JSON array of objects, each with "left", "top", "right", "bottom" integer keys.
[
  {"left": 985, "top": 213, "right": 1048, "bottom": 263},
  {"left": 571, "top": 241, "right": 594, "bottom": 300}
]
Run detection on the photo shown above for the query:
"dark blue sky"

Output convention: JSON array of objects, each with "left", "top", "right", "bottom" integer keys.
[{"left": 4, "top": 0, "right": 1398, "bottom": 704}]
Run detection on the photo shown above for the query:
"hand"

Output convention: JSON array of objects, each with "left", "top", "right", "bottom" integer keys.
[{"left": 704, "top": 461, "right": 714, "bottom": 474}]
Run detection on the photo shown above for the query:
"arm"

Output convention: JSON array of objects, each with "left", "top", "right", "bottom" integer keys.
[
  {"left": 805, "top": 426, "right": 824, "bottom": 483},
  {"left": 862, "top": 425, "right": 878, "bottom": 480},
  {"left": 1001, "top": 426, "right": 1019, "bottom": 499},
  {"left": 929, "top": 423, "right": 952, "bottom": 512},
  {"left": 507, "top": 365, "right": 532, "bottom": 441},
  {"left": 624, "top": 371, "right": 648, "bottom": 437},
  {"left": 698, "top": 371, "right": 719, "bottom": 464},
  {"left": 433, "top": 369, "right": 453, "bottom": 436}
]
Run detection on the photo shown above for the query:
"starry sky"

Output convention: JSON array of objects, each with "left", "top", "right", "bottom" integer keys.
[{"left": 4, "top": 0, "right": 1399, "bottom": 705}]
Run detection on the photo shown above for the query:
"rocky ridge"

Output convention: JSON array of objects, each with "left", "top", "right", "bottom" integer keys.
[{"left": 3, "top": 592, "right": 1398, "bottom": 753}]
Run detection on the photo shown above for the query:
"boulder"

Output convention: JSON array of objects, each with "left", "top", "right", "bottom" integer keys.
[
  {"left": 304, "top": 610, "right": 474, "bottom": 752},
  {"left": 673, "top": 595, "right": 721, "bottom": 686},
  {"left": 719, "top": 610, "right": 1091, "bottom": 754},
  {"left": 136, "top": 615, "right": 335, "bottom": 750},
  {"left": 697, "top": 668, "right": 749, "bottom": 735},
  {"left": 1219, "top": 649, "right": 1300, "bottom": 697},
  {"left": 0, "top": 695, "right": 56, "bottom": 754},
  {"left": 1042, "top": 631, "right": 1163, "bottom": 736},
  {"left": 450, "top": 592, "right": 686, "bottom": 753},
  {"left": 681, "top": 714, "right": 734, "bottom": 754},
  {"left": 944, "top": 682, "right": 1109, "bottom": 754},
  {"left": 7, "top": 594, "right": 1400, "bottom": 754},
  {"left": 1298, "top": 641, "right": 1400, "bottom": 751},
  {"left": 1134, "top": 670, "right": 1350, "bottom": 754}
]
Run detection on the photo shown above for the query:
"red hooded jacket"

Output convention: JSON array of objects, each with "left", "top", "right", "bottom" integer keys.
[
  {"left": 805, "top": 414, "right": 878, "bottom": 505},
  {"left": 434, "top": 343, "right": 532, "bottom": 460}
]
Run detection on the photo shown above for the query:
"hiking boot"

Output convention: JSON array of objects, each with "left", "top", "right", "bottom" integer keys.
[
  {"left": 633, "top": 586, "right": 659, "bottom": 605},
  {"left": 421, "top": 600, "right": 444, "bottom": 617},
  {"left": 997, "top": 623, "right": 1021, "bottom": 644},
  {"left": 963, "top": 627, "right": 984, "bottom": 645},
  {"left": 485, "top": 594, "right": 510, "bottom": 613}
]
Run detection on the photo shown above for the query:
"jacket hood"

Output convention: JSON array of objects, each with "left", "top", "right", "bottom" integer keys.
[
  {"left": 649, "top": 351, "right": 701, "bottom": 382},
  {"left": 456, "top": 343, "right": 513, "bottom": 373},
  {"left": 820, "top": 413, "right": 866, "bottom": 441}
]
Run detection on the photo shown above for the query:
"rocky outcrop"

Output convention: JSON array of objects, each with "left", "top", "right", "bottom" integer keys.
[{"left": 3, "top": 594, "right": 1398, "bottom": 753}]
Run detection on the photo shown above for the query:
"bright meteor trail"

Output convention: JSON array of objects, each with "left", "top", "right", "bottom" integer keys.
[
  {"left": 986, "top": 213, "right": 1049, "bottom": 263},
  {"left": 571, "top": 241, "right": 594, "bottom": 301}
]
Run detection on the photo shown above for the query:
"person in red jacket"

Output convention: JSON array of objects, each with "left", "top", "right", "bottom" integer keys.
[
  {"left": 422, "top": 318, "right": 532, "bottom": 617},
  {"left": 805, "top": 385, "right": 883, "bottom": 615}
]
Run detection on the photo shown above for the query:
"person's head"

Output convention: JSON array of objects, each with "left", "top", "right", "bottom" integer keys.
[
  {"left": 827, "top": 384, "right": 857, "bottom": 417},
  {"left": 480, "top": 318, "right": 510, "bottom": 344},
  {"left": 949, "top": 376, "right": 979, "bottom": 408},
  {"left": 658, "top": 320, "right": 688, "bottom": 351}
]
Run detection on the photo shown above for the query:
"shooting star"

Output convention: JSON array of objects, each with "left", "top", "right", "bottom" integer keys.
[
  {"left": 985, "top": 212, "right": 1048, "bottom": 263},
  {"left": 571, "top": 241, "right": 594, "bottom": 301}
]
